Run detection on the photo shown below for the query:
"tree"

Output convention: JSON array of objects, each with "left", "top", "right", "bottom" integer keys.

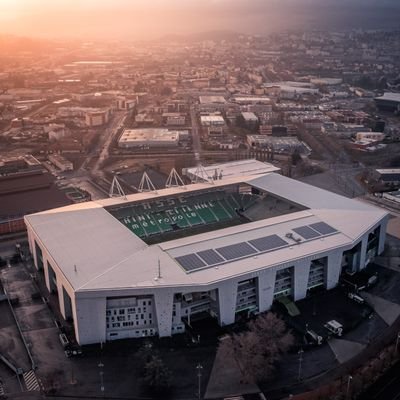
[
  {"left": 220, "top": 312, "right": 294, "bottom": 382},
  {"left": 142, "top": 355, "right": 172, "bottom": 395},
  {"left": 291, "top": 149, "right": 302, "bottom": 166},
  {"left": 160, "top": 86, "right": 173, "bottom": 96}
]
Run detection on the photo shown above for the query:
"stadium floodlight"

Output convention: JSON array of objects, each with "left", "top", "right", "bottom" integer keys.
[
  {"left": 109, "top": 175, "right": 127, "bottom": 199},
  {"left": 165, "top": 168, "right": 186, "bottom": 189},
  {"left": 138, "top": 171, "right": 157, "bottom": 193},
  {"left": 192, "top": 164, "right": 213, "bottom": 184}
]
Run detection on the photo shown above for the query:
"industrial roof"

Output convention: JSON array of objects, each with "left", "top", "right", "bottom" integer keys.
[
  {"left": 185, "top": 160, "right": 280, "bottom": 180},
  {"left": 119, "top": 128, "right": 180, "bottom": 143},
  {"left": 25, "top": 172, "right": 388, "bottom": 294},
  {"left": 199, "top": 96, "right": 226, "bottom": 104},
  {"left": 375, "top": 93, "right": 400, "bottom": 103}
]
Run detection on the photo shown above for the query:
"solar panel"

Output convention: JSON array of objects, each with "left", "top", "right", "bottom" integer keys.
[
  {"left": 175, "top": 253, "right": 206, "bottom": 271},
  {"left": 216, "top": 242, "right": 257, "bottom": 260},
  {"left": 293, "top": 226, "right": 321, "bottom": 240},
  {"left": 197, "top": 249, "right": 225, "bottom": 265},
  {"left": 309, "top": 222, "right": 337, "bottom": 235},
  {"left": 249, "top": 234, "right": 288, "bottom": 252}
]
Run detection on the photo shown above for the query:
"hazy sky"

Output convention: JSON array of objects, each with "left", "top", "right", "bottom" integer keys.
[{"left": 0, "top": 0, "right": 399, "bottom": 40}]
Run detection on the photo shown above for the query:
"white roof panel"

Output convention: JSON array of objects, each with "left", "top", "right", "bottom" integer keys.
[{"left": 25, "top": 172, "right": 388, "bottom": 293}]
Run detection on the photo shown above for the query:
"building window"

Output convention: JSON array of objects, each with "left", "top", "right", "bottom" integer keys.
[{"left": 119, "top": 309, "right": 125, "bottom": 315}]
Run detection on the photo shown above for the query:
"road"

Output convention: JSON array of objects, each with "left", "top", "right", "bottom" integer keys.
[
  {"left": 81, "top": 111, "right": 128, "bottom": 176},
  {"left": 190, "top": 104, "right": 202, "bottom": 164},
  {"left": 358, "top": 361, "right": 400, "bottom": 400}
]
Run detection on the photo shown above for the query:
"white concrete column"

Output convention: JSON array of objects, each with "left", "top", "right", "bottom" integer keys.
[
  {"left": 30, "top": 234, "right": 38, "bottom": 270},
  {"left": 56, "top": 279, "right": 66, "bottom": 319},
  {"left": 293, "top": 260, "right": 311, "bottom": 301},
  {"left": 326, "top": 252, "right": 342, "bottom": 290},
  {"left": 42, "top": 257, "right": 51, "bottom": 293},
  {"left": 218, "top": 280, "right": 237, "bottom": 326},
  {"left": 75, "top": 296, "right": 107, "bottom": 345},
  {"left": 378, "top": 218, "right": 388, "bottom": 255},
  {"left": 258, "top": 269, "right": 276, "bottom": 313},
  {"left": 359, "top": 236, "right": 368, "bottom": 270},
  {"left": 154, "top": 290, "right": 174, "bottom": 337},
  {"left": 27, "top": 227, "right": 34, "bottom": 260}
]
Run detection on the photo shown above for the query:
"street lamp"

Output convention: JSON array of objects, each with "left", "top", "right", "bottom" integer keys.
[
  {"left": 395, "top": 332, "right": 400, "bottom": 354},
  {"left": 196, "top": 363, "right": 203, "bottom": 400},
  {"left": 297, "top": 348, "right": 304, "bottom": 381},
  {"left": 346, "top": 375, "right": 353, "bottom": 399},
  {"left": 99, "top": 370, "right": 105, "bottom": 395}
]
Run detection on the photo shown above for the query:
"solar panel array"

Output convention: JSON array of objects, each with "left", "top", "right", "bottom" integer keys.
[
  {"left": 197, "top": 249, "right": 224, "bottom": 265},
  {"left": 293, "top": 226, "right": 321, "bottom": 240},
  {"left": 310, "top": 222, "right": 337, "bottom": 235},
  {"left": 175, "top": 254, "right": 206, "bottom": 271},
  {"left": 216, "top": 242, "right": 257, "bottom": 260},
  {"left": 174, "top": 221, "right": 338, "bottom": 272},
  {"left": 249, "top": 234, "right": 288, "bottom": 252}
]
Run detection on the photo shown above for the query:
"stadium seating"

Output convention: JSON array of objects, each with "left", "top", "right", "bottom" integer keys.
[{"left": 113, "top": 190, "right": 258, "bottom": 239}]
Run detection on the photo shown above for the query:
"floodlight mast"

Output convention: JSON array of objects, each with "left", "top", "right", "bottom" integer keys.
[
  {"left": 138, "top": 171, "right": 157, "bottom": 193},
  {"left": 109, "top": 175, "right": 127, "bottom": 200},
  {"left": 166, "top": 168, "right": 186, "bottom": 189}
]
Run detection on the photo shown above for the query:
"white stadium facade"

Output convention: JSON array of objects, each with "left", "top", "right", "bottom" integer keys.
[{"left": 24, "top": 161, "right": 389, "bottom": 345}]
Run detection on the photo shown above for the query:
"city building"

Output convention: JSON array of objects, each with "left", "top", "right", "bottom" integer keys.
[
  {"left": 25, "top": 161, "right": 388, "bottom": 345},
  {"left": 374, "top": 93, "right": 400, "bottom": 112},
  {"left": 375, "top": 169, "right": 400, "bottom": 187},
  {"left": 118, "top": 128, "right": 185, "bottom": 148},
  {"left": 85, "top": 110, "right": 110, "bottom": 127},
  {"left": 48, "top": 154, "right": 74, "bottom": 172},
  {"left": 247, "top": 135, "right": 310, "bottom": 154},
  {"left": 0, "top": 156, "right": 71, "bottom": 236}
]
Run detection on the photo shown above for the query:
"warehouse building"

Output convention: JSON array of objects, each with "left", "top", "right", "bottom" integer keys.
[{"left": 118, "top": 128, "right": 186, "bottom": 149}]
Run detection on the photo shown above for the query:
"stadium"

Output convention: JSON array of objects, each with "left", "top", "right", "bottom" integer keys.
[{"left": 24, "top": 160, "right": 389, "bottom": 345}]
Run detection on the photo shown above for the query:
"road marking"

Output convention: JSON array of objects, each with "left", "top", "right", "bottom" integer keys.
[
  {"left": 371, "top": 374, "right": 400, "bottom": 399},
  {"left": 23, "top": 370, "right": 40, "bottom": 391},
  {"left": 0, "top": 380, "right": 4, "bottom": 396}
]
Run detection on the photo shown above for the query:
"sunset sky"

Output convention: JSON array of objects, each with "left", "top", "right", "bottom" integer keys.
[{"left": 0, "top": 0, "right": 399, "bottom": 40}]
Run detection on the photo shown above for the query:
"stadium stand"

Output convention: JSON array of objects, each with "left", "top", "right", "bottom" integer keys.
[{"left": 111, "top": 190, "right": 259, "bottom": 239}]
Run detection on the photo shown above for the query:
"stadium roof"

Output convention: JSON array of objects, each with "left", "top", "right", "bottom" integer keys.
[
  {"left": 25, "top": 173, "right": 388, "bottom": 293},
  {"left": 375, "top": 93, "right": 400, "bottom": 103},
  {"left": 184, "top": 160, "right": 280, "bottom": 181}
]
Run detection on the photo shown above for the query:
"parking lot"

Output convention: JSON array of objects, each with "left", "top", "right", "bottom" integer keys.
[
  {"left": 1, "top": 236, "right": 400, "bottom": 399},
  {"left": 278, "top": 288, "right": 373, "bottom": 344}
]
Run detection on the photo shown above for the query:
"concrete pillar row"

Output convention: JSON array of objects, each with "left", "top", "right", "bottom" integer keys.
[
  {"left": 293, "top": 260, "right": 311, "bottom": 301},
  {"left": 154, "top": 290, "right": 174, "bottom": 337},
  {"left": 258, "top": 268, "right": 276, "bottom": 312},
  {"left": 325, "top": 252, "right": 342, "bottom": 290},
  {"left": 218, "top": 280, "right": 238, "bottom": 326}
]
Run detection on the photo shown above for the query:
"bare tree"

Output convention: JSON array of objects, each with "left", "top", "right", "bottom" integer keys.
[{"left": 221, "top": 312, "right": 294, "bottom": 382}]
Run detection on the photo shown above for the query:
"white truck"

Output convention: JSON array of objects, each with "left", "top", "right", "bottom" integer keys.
[{"left": 324, "top": 320, "right": 343, "bottom": 337}]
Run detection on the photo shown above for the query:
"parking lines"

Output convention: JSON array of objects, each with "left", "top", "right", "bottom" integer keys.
[{"left": 23, "top": 370, "right": 40, "bottom": 391}]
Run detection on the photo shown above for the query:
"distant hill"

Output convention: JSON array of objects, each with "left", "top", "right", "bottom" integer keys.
[
  {"left": 157, "top": 30, "right": 242, "bottom": 43},
  {"left": 0, "top": 35, "right": 55, "bottom": 54}
]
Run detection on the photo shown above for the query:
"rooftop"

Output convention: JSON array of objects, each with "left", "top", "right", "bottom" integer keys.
[
  {"left": 25, "top": 172, "right": 388, "bottom": 294},
  {"left": 375, "top": 93, "right": 400, "bottom": 103},
  {"left": 199, "top": 96, "right": 226, "bottom": 104},
  {"left": 119, "top": 128, "right": 181, "bottom": 143}
]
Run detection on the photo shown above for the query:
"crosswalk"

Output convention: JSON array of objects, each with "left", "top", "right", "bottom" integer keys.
[
  {"left": 23, "top": 370, "right": 40, "bottom": 391},
  {"left": 0, "top": 380, "right": 4, "bottom": 396}
]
